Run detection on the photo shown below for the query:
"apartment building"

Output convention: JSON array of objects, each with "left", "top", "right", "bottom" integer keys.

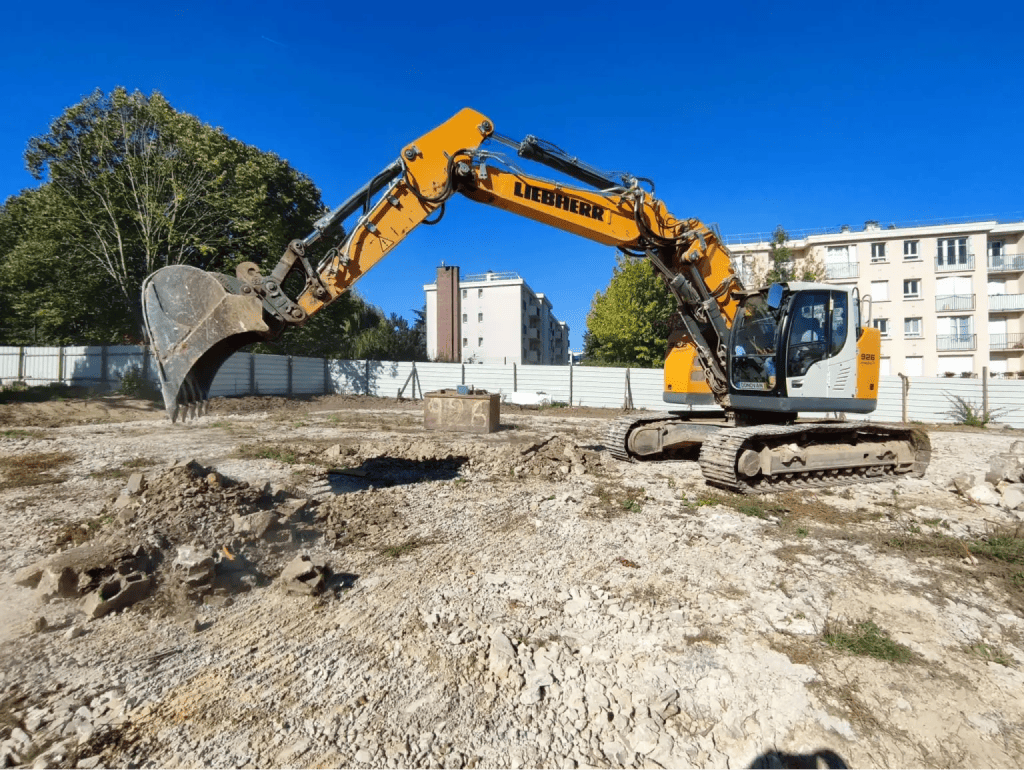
[
  {"left": 729, "top": 218, "right": 1024, "bottom": 378},
  {"left": 424, "top": 270, "right": 570, "bottom": 365}
]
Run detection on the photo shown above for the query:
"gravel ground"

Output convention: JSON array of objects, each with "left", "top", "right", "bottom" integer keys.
[{"left": 1, "top": 394, "right": 1023, "bottom": 769}]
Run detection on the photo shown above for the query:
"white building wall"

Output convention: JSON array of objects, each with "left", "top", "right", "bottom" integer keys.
[
  {"left": 730, "top": 218, "right": 1024, "bottom": 378},
  {"left": 424, "top": 272, "right": 569, "bottom": 365}
]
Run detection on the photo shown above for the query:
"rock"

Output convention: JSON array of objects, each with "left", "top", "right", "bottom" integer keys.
[
  {"left": 36, "top": 566, "right": 79, "bottom": 602},
  {"left": 952, "top": 474, "right": 979, "bottom": 496},
  {"left": 112, "top": 493, "right": 135, "bottom": 510},
  {"left": 355, "top": 748, "right": 373, "bottom": 763},
  {"left": 986, "top": 454, "right": 1022, "bottom": 485},
  {"left": 488, "top": 631, "right": 516, "bottom": 680},
  {"left": 125, "top": 473, "right": 146, "bottom": 495},
  {"left": 966, "top": 484, "right": 1002, "bottom": 507},
  {"left": 279, "top": 555, "right": 327, "bottom": 596},
  {"left": 1009, "top": 440, "right": 1024, "bottom": 457},
  {"left": 324, "top": 444, "right": 343, "bottom": 459},
  {"left": 174, "top": 545, "right": 215, "bottom": 586},
  {"left": 77, "top": 755, "right": 102, "bottom": 769},
  {"left": 231, "top": 511, "right": 278, "bottom": 538},
  {"left": 277, "top": 498, "right": 310, "bottom": 519},
  {"left": 1001, "top": 485, "right": 1024, "bottom": 511},
  {"left": 32, "top": 616, "right": 47, "bottom": 633},
  {"left": 65, "top": 624, "right": 85, "bottom": 640},
  {"left": 81, "top": 572, "right": 152, "bottom": 619}
]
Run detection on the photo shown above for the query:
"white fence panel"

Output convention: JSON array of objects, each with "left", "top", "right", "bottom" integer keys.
[
  {"left": 292, "top": 357, "right": 324, "bottom": 395},
  {"left": 461, "top": 364, "right": 516, "bottom": 396},
  {"left": 22, "top": 347, "right": 62, "bottom": 383},
  {"left": 329, "top": 360, "right": 369, "bottom": 395},
  {"left": 253, "top": 355, "right": 289, "bottom": 395},
  {"left": 570, "top": 366, "right": 633, "bottom": 409},
  {"left": 0, "top": 347, "right": 21, "bottom": 380},
  {"left": 514, "top": 366, "right": 569, "bottom": 403},
  {"left": 627, "top": 369, "right": 672, "bottom": 411},
  {"left": 64, "top": 346, "right": 105, "bottom": 383},
  {"left": 209, "top": 353, "right": 253, "bottom": 397},
  {"left": 372, "top": 361, "right": 414, "bottom": 397},
  {"left": 413, "top": 363, "right": 465, "bottom": 395},
  {"left": 106, "top": 346, "right": 146, "bottom": 383}
]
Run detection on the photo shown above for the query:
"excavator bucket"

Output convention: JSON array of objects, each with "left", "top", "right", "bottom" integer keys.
[{"left": 142, "top": 265, "right": 273, "bottom": 422}]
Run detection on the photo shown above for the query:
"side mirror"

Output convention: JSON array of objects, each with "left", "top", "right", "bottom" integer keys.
[{"left": 767, "top": 283, "right": 785, "bottom": 309}]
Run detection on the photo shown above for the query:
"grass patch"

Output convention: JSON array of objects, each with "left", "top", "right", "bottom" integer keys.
[
  {"left": 684, "top": 490, "right": 787, "bottom": 520},
  {"left": 822, "top": 618, "right": 915, "bottom": 663},
  {"left": 90, "top": 456, "right": 157, "bottom": 480},
  {"left": 53, "top": 514, "right": 113, "bottom": 548},
  {"left": 966, "top": 641, "right": 1015, "bottom": 668},
  {"left": 591, "top": 485, "right": 646, "bottom": 519},
  {"left": 0, "top": 451, "right": 74, "bottom": 490},
  {"left": 235, "top": 444, "right": 300, "bottom": 464},
  {"left": 1, "top": 428, "right": 51, "bottom": 440},
  {"left": 379, "top": 537, "right": 431, "bottom": 559}
]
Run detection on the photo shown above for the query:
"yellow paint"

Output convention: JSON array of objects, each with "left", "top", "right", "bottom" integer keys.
[
  {"left": 664, "top": 343, "right": 712, "bottom": 400},
  {"left": 855, "top": 326, "right": 881, "bottom": 399}
]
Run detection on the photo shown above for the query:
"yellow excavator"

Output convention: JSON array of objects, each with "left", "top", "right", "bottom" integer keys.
[{"left": 142, "top": 108, "right": 929, "bottom": 492}]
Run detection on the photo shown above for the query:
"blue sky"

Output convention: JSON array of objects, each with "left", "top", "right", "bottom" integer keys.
[{"left": 3, "top": 0, "right": 1021, "bottom": 350}]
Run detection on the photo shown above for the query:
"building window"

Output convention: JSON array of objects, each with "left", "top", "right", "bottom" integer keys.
[
  {"left": 873, "top": 318, "right": 889, "bottom": 337},
  {"left": 478, "top": 288, "right": 483, "bottom": 298},
  {"left": 462, "top": 289, "right": 467, "bottom": 299},
  {"left": 462, "top": 313, "right": 467, "bottom": 322},
  {"left": 478, "top": 337, "right": 483, "bottom": 347},
  {"left": 870, "top": 280, "right": 889, "bottom": 301},
  {"left": 937, "top": 237, "right": 969, "bottom": 266},
  {"left": 904, "top": 317, "right": 922, "bottom": 338},
  {"left": 462, "top": 338, "right": 468, "bottom": 347},
  {"left": 871, "top": 243, "right": 886, "bottom": 262},
  {"left": 879, "top": 357, "right": 891, "bottom": 376},
  {"left": 988, "top": 241, "right": 1004, "bottom": 258},
  {"left": 903, "top": 279, "right": 921, "bottom": 299},
  {"left": 478, "top": 313, "right": 483, "bottom": 322},
  {"left": 904, "top": 240, "right": 919, "bottom": 260},
  {"left": 904, "top": 356, "right": 923, "bottom": 376}
]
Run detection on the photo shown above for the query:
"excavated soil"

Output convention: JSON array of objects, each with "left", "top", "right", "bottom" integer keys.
[{"left": 0, "top": 394, "right": 1023, "bottom": 769}]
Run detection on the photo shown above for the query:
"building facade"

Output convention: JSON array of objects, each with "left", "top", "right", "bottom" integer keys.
[
  {"left": 424, "top": 271, "right": 569, "bottom": 365},
  {"left": 729, "top": 218, "right": 1024, "bottom": 378}
]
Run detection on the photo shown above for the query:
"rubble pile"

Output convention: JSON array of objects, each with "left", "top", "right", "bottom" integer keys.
[
  {"left": 510, "top": 435, "right": 608, "bottom": 480},
  {"left": 951, "top": 439, "right": 1024, "bottom": 518},
  {"left": 17, "top": 460, "right": 329, "bottom": 620},
  {"left": 319, "top": 488, "right": 408, "bottom": 549}
]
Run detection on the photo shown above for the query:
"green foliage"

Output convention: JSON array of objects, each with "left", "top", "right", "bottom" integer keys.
[
  {"left": 944, "top": 394, "right": 1012, "bottom": 427},
  {"left": 754, "top": 226, "right": 825, "bottom": 287},
  {"left": 583, "top": 255, "right": 676, "bottom": 367},
  {"left": 2, "top": 87, "right": 324, "bottom": 343},
  {"left": 823, "top": 618, "right": 915, "bottom": 663}
]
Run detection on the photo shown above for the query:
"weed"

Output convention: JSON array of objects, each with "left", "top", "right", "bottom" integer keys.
[
  {"left": 0, "top": 451, "right": 74, "bottom": 490},
  {"left": 969, "top": 530, "right": 1024, "bottom": 564},
  {"left": 379, "top": 537, "right": 431, "bottom": 559},
  {"left": 236, "top": 444, "right": 299, "bottom": 464},
  {"left": 617, "top": 558, "right": 639, "bottom": 569},
  {"left": 90, "top": 456, "right": 157, "bottom": 480},
  {"left": 944, "top": 394, "right": 1013, "bottom": 428},
  {"left": 53, "top": 515, "right": 111, "bottom": 548},
  {"left": 822, "top": 618, "right": 915, "bottom": 663},
  {"left": 590, "top": 485, "right": 646, "bottom": 519},
  {"left": 966, "top": 642, "right": 1015, "bottom": 668},
  {"left": 797, "top": 527, "right": 809, "bottom": 538},
  {"left": 687, "top": 628, "right": 725, "bottom": 646},
  {"left": 118, "top": 366, "right": 151, "bottom": 398},
  {"left": 1, "top": 429, "right": 47, "bottom": 440}
]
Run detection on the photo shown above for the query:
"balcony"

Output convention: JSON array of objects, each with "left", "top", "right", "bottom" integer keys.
[
  {"left": 990, "top": 332, "right": 1024, "bottom": 351},
  {"left": 987, "top": 253, "right": 1024, "bottom": 274},
  {"left": 937, "top": 334, "right": 977, "bottom": 351},
  {"left": 526, "top": 327, "right": 539, "bottom": 340},
  {"left": 988, "top": 294, "right": 1024, "bottom": 313},
  {"left": 935, "top": 294, "right": 975, "bottom": 312},
  {"left": 935, "top": 254, "right": 975, "bottom": 272},
  {"left": 825, "top": 262, "right": 859, "bottom": 280}
]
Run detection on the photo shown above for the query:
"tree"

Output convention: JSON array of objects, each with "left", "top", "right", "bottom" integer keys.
[
  {"left": 583, "top": 254, "right": 676, "bottom": 368},
  {"left": 754, "top": 226, "right": 824, "bottom": 286},
  {"left": 9, "top": 87, "right": 324, "bottom": 339}
]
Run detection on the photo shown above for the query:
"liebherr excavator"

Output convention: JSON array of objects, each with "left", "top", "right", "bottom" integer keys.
[{"left": 141, "top": 108, "right": 930, "bottom": 492}]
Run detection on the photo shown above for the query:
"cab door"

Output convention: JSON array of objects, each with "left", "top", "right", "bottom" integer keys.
[{"left": 784, "top": 290, "right": 854, "bottom": 402}]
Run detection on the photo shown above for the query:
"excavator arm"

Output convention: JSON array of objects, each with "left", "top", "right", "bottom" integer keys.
[{"left": 143, "top": 108, "right": 741, "bottom": 421}]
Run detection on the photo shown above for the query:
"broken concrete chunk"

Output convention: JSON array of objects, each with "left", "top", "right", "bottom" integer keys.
[
  {"left": 966, "top": 484, "right": 1002, "bottom": 507},
  {"left": 986, "top": 454, "right": 1022, "bottom": 485},
  {"left": 82, "top": 572, "right": 152, "bottom": 619},
  {"left": 36, "top": 566, "right": 79, "bottom": 602},
  {"left": 278, "top": 555, "right": 328, "bottom": 596},
  {"left": 173, "top": 545, "right": 215, "bottom": 586},
  {"left": 1001, "top": 485, "right": 1024, "bottom": 511},
  {"left": 277, "top": 498, "right": 310, "bottom": 519},
  {"left": 231, "top": 511, "right": 278, "bottom": 538},
  {"left": 125, "top": 473, "right": 146, "bottom": 495}
]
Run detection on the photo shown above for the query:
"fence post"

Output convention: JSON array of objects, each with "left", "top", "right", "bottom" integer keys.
[
  {"left": 101, "top": 345, "right": 109, "bottom": 387},
  {"left": 323, "top": 358, "right": 330, "bottom": 395},
  {"left": 287, "top": 356, "right": 293, "bottom": 397},
  {"left": 17, "top": 346, "right": 26, "bottom": 382},
  {"left": 364, "top": 360, "right": 370, "bottom": 395},
  {"left": 461, "top": 363, "right": 465, "bottom": 386},
  {"left": 982, "top": 366, "right": 989, "bottom": 418},
  {"left": 58, "top": 347, "right": 66, "bottom": 385},
  {"left": 141, "top": 345, "right": 151, "bottom": 383},
  {"left": 513, "top": 363, "right": 517, "bottom": 392},
  {"left": 623, "top": 368, "right": 634, "bottom": 410},
  {"left": 898, "top": 372, "right": 909, "bottom": 423}
]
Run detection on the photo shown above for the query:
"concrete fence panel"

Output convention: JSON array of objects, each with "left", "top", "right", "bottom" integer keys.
[
  {"left": 253, "top": 355, "right": 289, "bottom": 395},
  {"left": 209, "top": 353, "right": 254, "bottom": 397}
]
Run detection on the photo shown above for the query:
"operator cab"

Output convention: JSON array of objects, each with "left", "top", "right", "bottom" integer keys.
[{"left": 727, "top": 283, "right": 875, "bottom": 415}]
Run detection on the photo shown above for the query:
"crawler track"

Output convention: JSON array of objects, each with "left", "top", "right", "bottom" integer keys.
[{"left": 698, "top": 422, "right": 931, "bottom": 493}]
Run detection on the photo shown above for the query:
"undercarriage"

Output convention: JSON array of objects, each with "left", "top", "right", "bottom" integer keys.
[{"left": 604, "top": 413, "right": 931, "bottom": 493}]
